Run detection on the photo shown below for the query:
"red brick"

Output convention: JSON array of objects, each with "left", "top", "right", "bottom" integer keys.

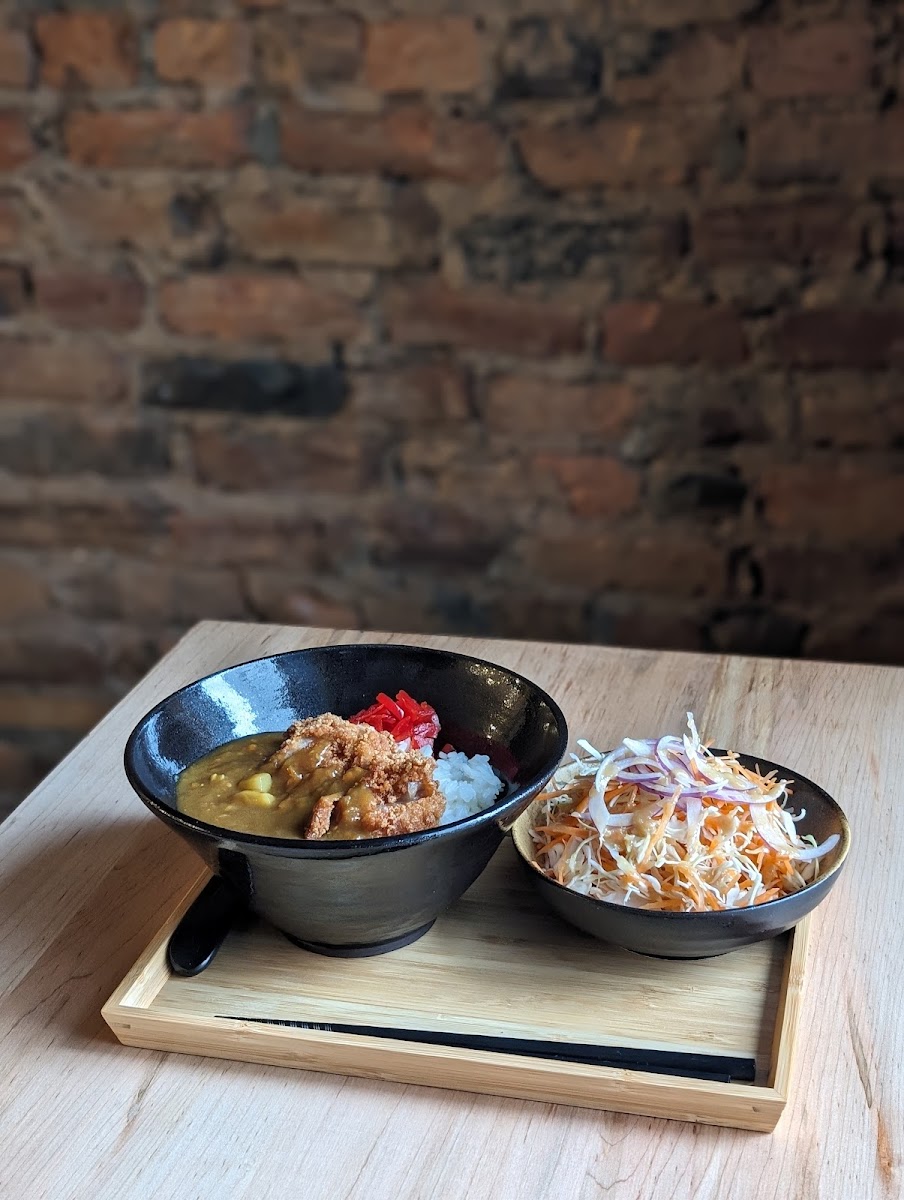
[
  {"left": 0, "top": 30, "right": 31, "bottom": 88},
  {"left": 134, "top": 561, "right": 248, "bottom": 622},
  {"left": 517, "top": 114, "right": 717, "bottom": 190},
  {"left": 35, "top": 269, "right": 146, "bottom": 333},
  {"left": 350, "top": 364, "right": 470, "bottom": 423},
  {"left": 483, "top": 593, "right": 591, "bottom": 645},
  {"left": 761, "top": 543, "right": 902, "bottom": 607},
  {"left": 159, "top": 273, "right": 361, "bottom": 345},
  {"left": 799, "top": 378, "right": 904, "bottom": 449},
  {"left": 56, "top": 558, "right": 247, "bottom": 623},
  {"left": 0, "top": 687, "right": 111, "bottom": 732},
  {"left": 760, "top": 463, "right": 904, "bottom": 541},
  {"left": 608, "top": 605, "right": 704, "bottom": 654},
  {"left": 395, "top": 433, "right": 531, "bottom": 503},
  {"left": 0, "top": 479, "right": 167, "bottom": 553},
  {"left": 642, "top": 377, "right": 789, "bottom": 452},
  {"left": 0, "top": 196, "right": 21, "bottom": 249},
  {"left": 613, "top": 31, "right": 742, "bottom": 103},
  {"left": 0, "top": 558, "right": 49, "bottom": 621},
  {"left": 484, "top": 376, "right": 637, "bottom": 438},
  {"left": 40, "top": 179, "right": 219, "bottom": 263},
  {"left": 65, "top": 109, "right": 248, "bottom": 169},
  {"left": 165, "top": 500, "right": 331, "bottom": 567},
  {"left": 223, "top": 192, "right": 397, "bottom": 267},
  {"left": 806, "top": 611, "right": 904, "bottom": 669},
  {"left": 191, "top": 422, "right": 377, "bottom": 492},
  {"left": 37, "top": 180, "right": 169, "bottom": 247},
  {"left": 0, "top": 113, "right": 33, "bottom": 169},
  {"left": 693, "top": 200, "right": 861, "bottom": 264},
  {"left": 749, "top": 22, "right": 871, "bottom": 100},
  {"left": 603, "top": 302, "right": 747, "bottom": 366},
  {"left": 610, "top": 0, "right": 761, "bottom": 26},
  {"left": 522, "top": 530, "right": 725, "bottom": 597},
  {"left": 535, "top": 454, "right": 641, "bottom": 517},
  {"left": 385, "top": 279, "right": 585, "bottom": 357},
  {"left": 36, "top": 13, "right": 138, "bottom": 89},
  {"left": 0, "top": 339, "right": 129, "bottom": 404},
  {"left": 706, "top": 607, "right": 807, "bottom": 658},
  {"left": 365, "top": 17, "right": 483, "bottom": 94},
  {"left": 356, "top": 584, "right": 459, "bottom": 637},
  {"left": 387, "top": 187, "right": 441, "bottom": 270},
  {"left": 890, "top": 202, "right": 904, "bottom": 265},
  {"left": 749, "top": 109, "right": 904, "bottom": 187},
  {"left": 281, "top": 106, "right": 502, "bottom": 183},
  {"left": 0, "top": 265, "right": 28, "bottom": 317},
  {"left": 257, "top": 15, "right": 362, "bottom": 87},
  {"left": 772, "top": 310, "right": 904, "bottom": 368},
  {"left": 0, "top": 412, "right": 170, "bottom": 478},
  {"left": 0, "top": 740, "right": 42, "bottom": 795},
  {"left": 242, "top": 571, "right": 359, "bottom": 627},
  {"left": 373, "top": 497, "right": 507, "bottom": 571},
  {"left": 0, "top": 621, "right": 108, "bottom": 685},
  {"left": 154, "top": 19, "right": 251, "bottom": 86},
  {"left": 228, "top": 185, "right": 436, "bottom": 271}
]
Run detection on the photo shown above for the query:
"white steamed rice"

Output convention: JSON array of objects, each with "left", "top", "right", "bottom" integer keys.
[{"left": 433, "top": 750, "right": 503, "bottom": 825}]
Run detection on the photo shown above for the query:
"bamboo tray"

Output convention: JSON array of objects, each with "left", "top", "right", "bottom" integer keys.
[{"left": 103, "top": 840, "right": 808, "bottom": 1132}]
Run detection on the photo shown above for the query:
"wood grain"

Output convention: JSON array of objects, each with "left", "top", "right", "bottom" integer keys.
[
  {"left": 103, "top": 841, "right": 799, "bottom": 1130},
  {"left": 1, "top": 622, "right": 901, "bottom": 1199}
]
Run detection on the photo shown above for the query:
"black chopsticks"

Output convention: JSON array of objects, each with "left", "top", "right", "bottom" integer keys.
[{"left": 219, "top": 1015, "right": 756, "bottom": 1083}]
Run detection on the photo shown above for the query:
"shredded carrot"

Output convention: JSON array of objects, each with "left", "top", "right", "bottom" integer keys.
[{"left": 529, "top": 713, "right": 840, "bottom": 913}]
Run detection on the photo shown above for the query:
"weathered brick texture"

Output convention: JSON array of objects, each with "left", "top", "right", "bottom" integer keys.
[
  {"left": 36, "top": 13, "right": 138, "bottom": 89},
  {"left": 154, "top": 19, "right": 252, "bottom": 87},
  {"left": 1, "top": 0, "right": 903, "bottom": 815}
]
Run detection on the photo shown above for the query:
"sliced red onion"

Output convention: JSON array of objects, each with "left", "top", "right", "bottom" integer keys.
[
  {"left": 655, "top": 735, "right": 685, "bottom": 770},
  {"left": 598, "top": 746, "right": 628, "bottom": 774},
  {"left": 623, "top": 737, "right": 656, "bottom": 755},
  {"left": 792, "top": 833, "right": 840, "bottom": 861},
  {"left": 614, "top": 756, "right": 662, "bottom": 771}
]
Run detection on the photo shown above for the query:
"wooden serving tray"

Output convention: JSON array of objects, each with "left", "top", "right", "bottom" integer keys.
[{"left": 103, "top": 840, "right": 808, "bottom": 1133}]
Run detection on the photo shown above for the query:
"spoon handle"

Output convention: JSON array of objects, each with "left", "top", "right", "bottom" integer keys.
[{"left": 168, "top": 875, "right": 244, "bottom": 976}]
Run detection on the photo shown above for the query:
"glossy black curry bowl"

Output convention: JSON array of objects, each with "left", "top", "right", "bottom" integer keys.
[
  {"left": 124, "top": 643, "right": 568, "bottom": 955},
  {"left": 512, "top": 753, "right": 850, "bottom": 959}
]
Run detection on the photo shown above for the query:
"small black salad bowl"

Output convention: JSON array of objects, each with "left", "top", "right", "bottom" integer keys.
[
  {"left": 512, "top": 753, "right": 850, "bottom": 959},
  {"left": 125, "top": 643, "right": 568, "bottom": 956}
]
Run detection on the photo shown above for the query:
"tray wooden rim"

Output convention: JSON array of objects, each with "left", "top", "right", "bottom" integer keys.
[{"left": 102, "top": 866, "right": 810, "bottom": 1134}]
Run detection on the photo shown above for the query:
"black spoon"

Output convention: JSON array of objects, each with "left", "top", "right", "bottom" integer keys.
[{"left": 167, "top": 875, "right": 245, "bottom": 977}]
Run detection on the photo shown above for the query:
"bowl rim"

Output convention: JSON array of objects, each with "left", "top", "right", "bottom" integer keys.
[
  {"left": 511, "top": 749, "right": 851, "bottom": 920},
  {"left": 124, "top": 641, "right": 570, "bottom": 856}
]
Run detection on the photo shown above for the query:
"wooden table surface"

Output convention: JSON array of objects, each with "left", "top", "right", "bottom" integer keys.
[{"left": 1, "top": 621, "right": 900, "bottom": 1200}]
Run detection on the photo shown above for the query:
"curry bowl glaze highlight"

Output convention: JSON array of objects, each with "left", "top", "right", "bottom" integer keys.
[{"left": 124, "top": 643, "right": 568, "bottom": 955}]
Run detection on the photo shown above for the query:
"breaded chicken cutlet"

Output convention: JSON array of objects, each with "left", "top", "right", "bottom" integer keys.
[{"left": 262, "top": 712, "right": 444, "bottom": 839}]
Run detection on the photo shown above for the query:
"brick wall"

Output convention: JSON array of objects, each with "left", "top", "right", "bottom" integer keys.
[{"left": 1, "top": 1, "right": 903, "bottom": 813}]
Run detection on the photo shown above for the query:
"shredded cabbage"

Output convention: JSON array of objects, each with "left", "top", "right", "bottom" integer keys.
[{"left": 530, "top": 714, "right": 840, "bottom": 912}]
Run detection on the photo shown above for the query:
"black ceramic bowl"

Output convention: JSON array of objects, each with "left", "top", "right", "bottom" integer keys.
[
  {"left": 512, "top": 752, "right": 850, "bottom": 958},
  {"left": 125, "top": 643, "right": 568, "bottom": 956}
]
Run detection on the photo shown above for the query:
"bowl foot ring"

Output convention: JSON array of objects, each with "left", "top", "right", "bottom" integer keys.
[{"left": 282, "top": 920, "right": 436, "bottom": 957}]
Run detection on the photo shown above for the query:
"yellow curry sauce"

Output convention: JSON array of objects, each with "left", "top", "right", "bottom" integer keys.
[{"left": 177, "top": 732, "right": 382, "bottom": 840}]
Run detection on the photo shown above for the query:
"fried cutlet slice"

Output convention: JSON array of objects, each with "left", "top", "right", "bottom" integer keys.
[{"left": 263, "top": 713, "right": 444, "bottom": 839}]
